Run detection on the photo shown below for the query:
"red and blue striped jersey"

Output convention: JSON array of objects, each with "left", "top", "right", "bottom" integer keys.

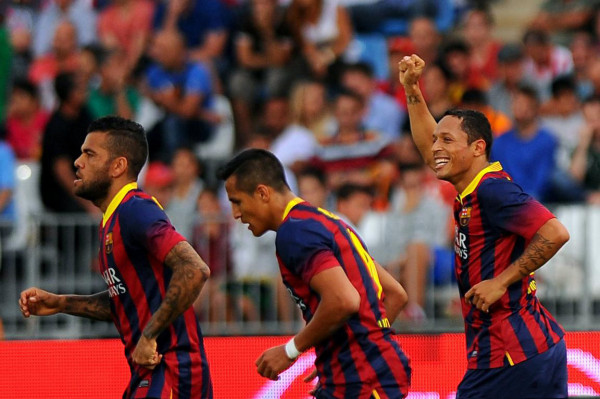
[
  {"left": 98, "top": 183, "right": 212, "bottom": 399},
  {"left": 453, "top": 162, "right": 564, "bottom": 369},
  {"left": 276, "top": 198, "right": 411, "bottom": 398}
]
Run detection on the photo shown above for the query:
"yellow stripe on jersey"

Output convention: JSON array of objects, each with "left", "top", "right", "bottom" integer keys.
[
  {"left": 282, "top": 197, "right": 304, "bottom": 220},
  {"left": 372, "top": 389, "right": 382, "bottom": 399},
  {"left": 102, "top": 182, "right": 138, "bottom": 227},
  {"left": 505, "top": 351, "right": 515, "bottom": 366},
  {"left": 458, "top": 161, "right": 503, "bottom": 202},
  {"left": 348, "top": 229, "right": 383, "bottom": 299}
]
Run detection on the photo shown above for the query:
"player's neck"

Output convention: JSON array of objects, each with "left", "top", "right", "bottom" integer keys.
[
  {"left": 273, "top": 190, "right": 300, "bottom": 231},
  {"left": 98, "top": 179, "right": 137, "bottom": 213},
  {"left": 454, "top": 158, "right": 490, "bottom": 194}
]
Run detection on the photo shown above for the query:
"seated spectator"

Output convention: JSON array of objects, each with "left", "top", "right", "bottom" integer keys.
[
  {"left": 39, "top": 72, "right": 95, "bottom": 214},
  {"left": 341, "top": 61, "right": 405, "bottom": 141},
  {"left": 460, "top": 6, "right": 502, "bottom": 89},
  {"left": 5, "top": 0, "right": 36, "bottom": 80},
  {"left": 144, "top": 29, "right": 217, "bottom": 161},
  {"left": 421, "top": 61, "right": 454, "bottom": 121},
  {"left": 569, "top": 30, "right": 595, "bottom": 100},
  {"left": 97, "top": 0, "right": 155, "bottom": 73},
  {"left": 571, "top": 95, "right": 600, "bottom": 204},
  {"left": 488, "top": 43, "right": 530, "bottom": 119},
  {"left": 0, "top": 125, "right": 16, "bottom": 226},
  {"left": 152, "top": 0, "right": 230, "bottom": 66},
  {"left": 378, "top": 36, "right": 415, "bottom": 111},
  {"left": 28, "top": 20, "right": 81, "bottom": 111},
  {"left": 288, "top": 79, "right": 336, "bottom": 144},
  {"left": 408, "top": 16, "right": 440, "bottom": 66},
  {"left": 5, "top": 79, "right": 50, "bottom": 160},
  {"left": 296, "top": 166, "right": 333, "bottom": 210},
  {"left": 141, "top": 160, "right": 174, "bottom": 208},
  {"left": 438, "top": 38, "right": 488, "bottom": 103},
  {"left": 522, "top": 28, "right": 574, "bottom": 101},
  {"left": 529, "top": 0, "right": 597, "bottom": 46},
  {"left": 491, "top": 85, "right": 557, "bottom": 202},
  {"left": 334, "top": 182, "right": 373, "bottom": 231},
  {"left": 312, "top": 88, "right": 395, "bottom": 196},
  {"left": 33, "top": 0, "right": 97, "bottom": 58},
  {"left": 165, "top": 147, "right": 204, "bottom": 240},
  {"left": 229, "top": 0, "right": 295, "bottom": 139},
  {"left": 86, "top": 48, "right": 140, "bottom": 120},
  {"left": 286, "top": 0, "right": 353, "bottom": 82},
  {"left": 459, "top": 88, "right": 512, "bottom": 137}
]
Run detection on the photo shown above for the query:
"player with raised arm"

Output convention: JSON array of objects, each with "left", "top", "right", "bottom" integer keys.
[
  {"left": 19, "top": 116, "right": 212, "bottom": 399},
  {"left": 217, "top": 149, "right": 411, "bottom": 398},
  {"left": 399, "top": 54, "right": 569, "bottom": 398}
]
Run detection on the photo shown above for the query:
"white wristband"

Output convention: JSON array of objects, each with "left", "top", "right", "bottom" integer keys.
[{"left": 284, "top": 337, "right": 301, "bottom": 360}]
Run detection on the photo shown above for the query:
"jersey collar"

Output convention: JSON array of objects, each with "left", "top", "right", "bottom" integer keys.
[
  {"left": 282, "top": 197, "right": 304, "bottom": 221},
  {"left": 458, "top": 161, "right": 503, "bottom": 202},
  {"left": 102, "top": 182, "right": 138, "bottom": 227}
]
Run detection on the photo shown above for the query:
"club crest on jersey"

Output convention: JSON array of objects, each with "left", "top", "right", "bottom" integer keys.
[
  {"left": 459, "top": 207, "right": 472, "bottom": 226},
  {"left": 105, "top": 232, "right": 113, "bottom": 254}
]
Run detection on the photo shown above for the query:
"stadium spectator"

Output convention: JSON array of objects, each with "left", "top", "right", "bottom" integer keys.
[
  {"left": 529, "top": 0, "right": 597, "bottom": 46},
  {"left": 4, "top": 0, "right": 36, "bottom": 81},
  {"left": 488, "top": 43, "right": 529, "bottom": 119},
  {"left": 334, "top": 182, "right": 373, "bottom": 231},
  {"left": 288, "top": 79, "right": 335, "bottom": 144},
  {"left": 0, "top": 21, "right": 11, "bottom": 122},
  {"left": 5, "top": 79, "right": 49, "bottom": 160},
  {"left": 571, "top": 95, "right": 600, "bottom": 204},
  {"left": 296, "top": 166, "right": 332, "bottom": 209},
  {"left": 569, "top": 30, "right": 595, "bottom": 100},
  {"left": 229, "top": 0, "right": 295, "bottom": 139},
  {"left": 165, "top": 147, "right": 204, "bottom": 240},
  {"left": 28, "top": 20, "right": 81, "bottom": 111},
  {"left": 491, "top": 85, "right": 557, "bottom": 202},
  {"left": 400, "top": 54, "right": 569, "bottom": 399},
  {"left": 379, "top": 36, "right": 415, "bottom": 111},
  {"left": 312, "top": 88, "right": 395, "bottom": 195},
  {"left": 408, "top": 16, "right": 440, "bottom": 66},
  {"left": 20, "top": 116, "right": 213, "bottom": 398},
  {"left": 459, "top": 88, "right": 512, "bottom": 137},
  {"left": 460, "top": 6, "right": 502, "bottom": 89},
  {"left": 421, "top": 61, "right": 453, "bottom": 121},
  {"left": 438, "top": 38, "right": 487, "bottom": 103},
  {"left": 522, "top": 28, "right": 574, "bottom": 101},
  {"left": 39, "top": 72, "right": 95, "bottom": 214},
  {"left": 0, "top": 125, "right": 16, "bottom": 225},
  {"left": 97, "top": 0, "right": 155, "bottom": 73},
  {"left": 144, "top": 29, "right": 217, "bottom": 161},
  {"left": 86, "top": 48, "right": 140, "bottom": 120},
  {"left": 152, "top": 0, "right": 230, "bottom": 66},
  {"left": 217, "top": 148, "right": 411, "bottom": 396},
  {"left": 33, "top": 0, "right": 97, "bottom": 58},
  {"left": 286, "top": 0, "right": 353, "bottom": 82},
  {"left": 142, "top": 160, "right": 174, "bottom": 209},
  {"left": 341, "top": 61, "right": 405, "bottom": 141}
]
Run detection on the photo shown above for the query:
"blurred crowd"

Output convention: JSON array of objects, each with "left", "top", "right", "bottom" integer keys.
[{"left": 1, "top": 0, "right": 600, "bottom": 329}]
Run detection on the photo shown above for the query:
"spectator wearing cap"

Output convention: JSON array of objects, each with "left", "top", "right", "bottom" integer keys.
[
  {"left": 522, "top": 28, "right": 574, "bottom": 101},
  {"left": 378, "top": 36, "right": 415, "bottom": 110},
  {"left": 488, "top": 42, "right": 530, "bottom": 119},
  {"left": 142, "top": 160, "right": 174, "bottom": 208}
]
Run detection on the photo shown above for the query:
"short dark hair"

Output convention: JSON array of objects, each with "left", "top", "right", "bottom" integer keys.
[
  {"left": 87, "top": 116, "right": 148, "bottom": 178},
  {"left": 551, "top": 75, "right": 576, "bottom": 97},
  {"left": 342, "top": 61, "right": 374, "bottom": 78},
  {"left": 515, "top": 83, "right": 540, "bottom": 104},
  {"left": 216, "top": 149, "right": 290, "bottom": 194},
  {"left": 336, "top": 183, "right": 373, "bottom": 202},
  {"left": 12, "top": 78, "right": 38, "bottom": 98},
  {"left": 334, "top": 87, "right": 365, "bottom": 107},
  {"left": 443, "top": 109, "right": 493, "bottom": 159},
  {"left": 54, "top": 72, "right": 76, "bottom": 104},
  {"left": 298, "top": 166, "right": 326, "bottom": 187}
]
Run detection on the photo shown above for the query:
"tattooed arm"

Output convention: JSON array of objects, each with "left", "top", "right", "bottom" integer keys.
[
  {"left": 465, "top": 218, "right": 570, "bottom": 312},
  {"left": 133, "top": 241, "right": 210, "bottom": 369},
  {"left": 19, "top": 289, "right": 112, "bottom": 321},
  {"left": 398, "top": 54, "right": 437, "bottom": 169}
]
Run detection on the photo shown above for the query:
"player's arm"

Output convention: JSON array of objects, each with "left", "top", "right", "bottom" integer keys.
[
  {"left": 19, "top": 287, "right": 112, "bottom": 321},
  {"left": 465, "top": 218, "right": 570, "bottom": 312},
  {"left": 256, "top": 266, "right": 360, "bottom": 380},
  {"left": 375, "top": 261, "right": 408, "bottom": 323},
  {"left": 398, "top": 54, "right": 437, "bottom": 170}
]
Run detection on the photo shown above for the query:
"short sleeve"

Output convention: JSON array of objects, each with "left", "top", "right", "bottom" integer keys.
[
  {"left": 276, "top": 219, "right": 340, "bottom": 284},
  {"left": 478, "top": 178, "right": 554, "bottom": 240},
  {"left": 120, "top": 197, "right": 186, "bottom": 262},
  {"left": 0, "top": 145, "right": 15, "bottom": 190},
  {"left": 185, "top": 63, "right": 212, "bottom": 96}
]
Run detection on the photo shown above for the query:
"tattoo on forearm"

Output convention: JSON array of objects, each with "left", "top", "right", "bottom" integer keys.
[
  {"left": 143, "top": 242, "right": 208, "bottom": 339},
  {"left": 64, "top": 291, "right": 112, "bottom": 321},
  {"left": 406, "top": 95, "right": 421, "bottom": 105},
  {"left": 516, "top": 232, "right": 555, "bottom": 277}
]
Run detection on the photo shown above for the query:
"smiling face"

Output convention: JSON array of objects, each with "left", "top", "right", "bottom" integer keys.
[
  {"left": 224, "top": 175, "right": 273, "bottom": 237},
  {"left": 432, "top": 115, "right": 481, "bottom": 187},
  {"left": 73, "top": 132, "right": 114, "bottom": 204}
]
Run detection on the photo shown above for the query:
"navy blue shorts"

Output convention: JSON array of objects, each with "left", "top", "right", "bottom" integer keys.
[{"left": 456, "top": 338, "right": 567, "bottom": 399}]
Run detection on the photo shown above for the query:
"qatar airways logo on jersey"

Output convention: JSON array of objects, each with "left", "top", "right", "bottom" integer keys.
[
  {"left": 102, "top": 267, "right": 127, "bottom": 297},
  {"left": 454, "top": 226, "right": 468, "bottom": 260}
]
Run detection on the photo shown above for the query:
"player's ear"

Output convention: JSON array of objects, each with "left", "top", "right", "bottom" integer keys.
[
  {"left": 111, "top": 156, "right": 128, "bottom": 178},
  {"left": 256, "top": 184, "right": 270, "bottom": 202},
  {"left": 472, "top": 138, "right": 487, "bottom": 158}
]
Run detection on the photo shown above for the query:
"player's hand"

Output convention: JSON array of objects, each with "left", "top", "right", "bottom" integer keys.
[
  {"left": 464, "top": 279, "right": 506, "bottom": 313},
  {"left": 398, "top": 54, "right": 425, "bottom": 87},
  {"left": 132, "top": 334, "right": 163, "bottom": 370},
  {"left": 19, "top": 287, "right": 63, "bottom": 317},
  {"left": 255, "top": 345, "right": 295, "bottom": 381},
  {"left": 303, "top": 368, "right": 319, "bottom": 396}
]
